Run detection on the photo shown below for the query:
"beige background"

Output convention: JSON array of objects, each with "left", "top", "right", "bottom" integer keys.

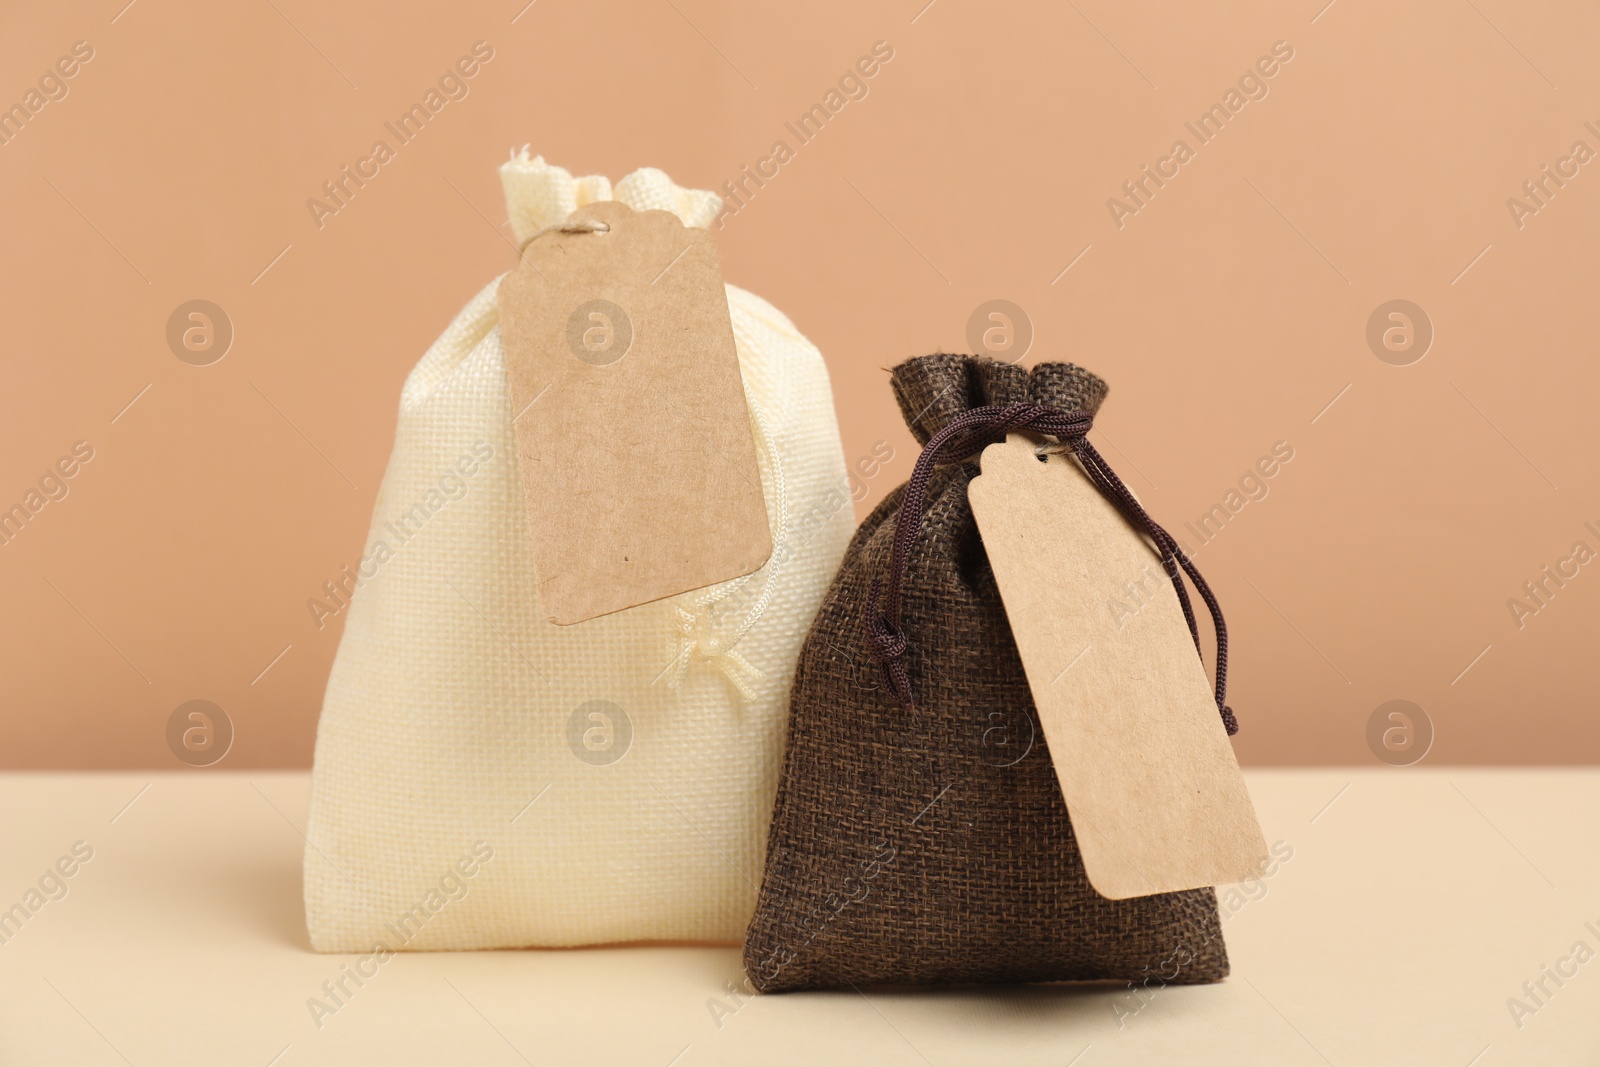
[
  {"left": 1, "top": 0, "right": 1595, "bottom": 768},
  {"left": 6, "top": 768, "right": 1593, "bottom": 1063}
]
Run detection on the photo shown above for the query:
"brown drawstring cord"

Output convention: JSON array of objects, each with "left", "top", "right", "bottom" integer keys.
[{"left": 864, "top": 401, "right": 1239, "bottom": 735}]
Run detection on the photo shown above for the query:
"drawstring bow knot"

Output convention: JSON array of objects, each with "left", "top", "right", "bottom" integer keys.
[{"left": 864, "top": 400, "right": 1239, "bottom": 736}]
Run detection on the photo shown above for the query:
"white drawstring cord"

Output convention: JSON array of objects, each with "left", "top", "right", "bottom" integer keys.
[{"left": 662, "top": 393, "right": 788, "bottom": 701}]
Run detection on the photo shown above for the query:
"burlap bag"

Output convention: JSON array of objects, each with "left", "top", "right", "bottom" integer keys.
[
  {"left": 302, "top": 153, "right": 854, "bottom": 951},
  {"left": 744, "top": 353, "right": 1229, "bottom": 991}
]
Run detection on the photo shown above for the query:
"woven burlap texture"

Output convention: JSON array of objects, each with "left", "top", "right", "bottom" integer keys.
[
  {"left": 303, "top": 153, "right": 854, "bottom": 951},
  {"left": 744, "top": 353, "right": 1229, "bottom": 991}
]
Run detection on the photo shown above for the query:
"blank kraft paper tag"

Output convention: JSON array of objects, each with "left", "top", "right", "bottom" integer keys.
[
  {"left": 498, "top": 200, "right": 771, "bottom": 625},
  {"left": 969, "top": 434, "right": 1267, "bottom": 899}
]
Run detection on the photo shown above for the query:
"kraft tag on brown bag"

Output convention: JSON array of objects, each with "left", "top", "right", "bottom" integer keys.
[
  {"left": 969, "top": 433, "right": 1267, "bottom": 899},
  {"left": 497, "top": 200, "right": 771, "bottom": 625}
]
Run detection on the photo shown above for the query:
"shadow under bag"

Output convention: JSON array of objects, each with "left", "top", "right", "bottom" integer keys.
[{"left": 744, "top": 353, "right": 1229, "bottom": 992}]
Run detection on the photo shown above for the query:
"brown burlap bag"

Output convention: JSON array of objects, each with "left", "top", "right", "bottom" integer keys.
[{"left": 744, "top": 353, "right": 1230, "bottom": 993}]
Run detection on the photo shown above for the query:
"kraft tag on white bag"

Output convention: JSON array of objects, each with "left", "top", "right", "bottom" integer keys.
[
  {"left": 498, "top": 200, "right": 771, "bottom": 625},
  {"left": 968, "top": 433, "right": 1267, "bottom": 899}
]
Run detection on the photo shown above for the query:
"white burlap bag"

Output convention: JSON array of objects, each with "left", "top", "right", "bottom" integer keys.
[{"left": 303, "top": 152, "right": 853, "bottom": 950}]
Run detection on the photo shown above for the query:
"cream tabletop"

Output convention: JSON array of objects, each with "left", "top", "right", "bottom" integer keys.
[{"left": 0, "top": 769, "right": 1594, "bottom": 1066}]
